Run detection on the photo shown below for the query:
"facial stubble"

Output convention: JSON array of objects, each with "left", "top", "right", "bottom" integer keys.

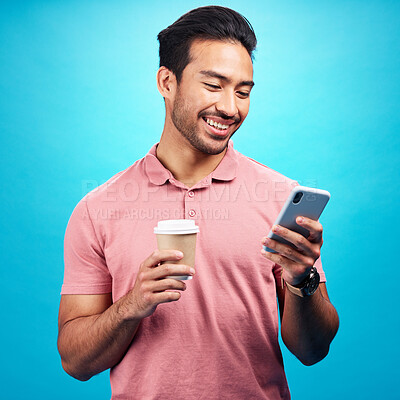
[{"left": 171, "top": 91, "right": 238, "bottom": 156}]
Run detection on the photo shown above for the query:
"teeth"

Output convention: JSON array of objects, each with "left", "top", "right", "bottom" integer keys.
[{"left": 206, "top": 118, "right": 228, "bottom": 130}]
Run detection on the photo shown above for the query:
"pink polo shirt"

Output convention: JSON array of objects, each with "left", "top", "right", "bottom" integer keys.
[{"left": 62, "top": 140, "right": 326, "bottom": 399}]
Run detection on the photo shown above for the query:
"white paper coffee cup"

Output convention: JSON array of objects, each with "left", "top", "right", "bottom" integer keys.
[{"left": 154, "top": 219, "right": 199, "bottom": 280}]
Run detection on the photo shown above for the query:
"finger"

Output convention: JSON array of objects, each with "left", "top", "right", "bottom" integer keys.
[
  {"left": 150, "top": 278, "right": 187, "bottom": 293},
  {"left": 151, "top": 263, "right": 195, "bottom": 280},
  {"left": 142, "top": 249, "right": 184, "bottom": 269},
  {"left": 261, "top": 248, "right": 299, "bottom": 273},
  {"left": 262, "top": 237, "right": 315, "bottom": 266},
  {"left": 271, "top": 225, "right": 313, "bottom": 255},
  {"left": 260, "top": 249, "right": 312, "bottom": 285},
  {"left": 153, "top": 291, "right": 182, "bottom": 304},
  {"left": 296, "top": 217, "right": 323, "bottom": 243}
]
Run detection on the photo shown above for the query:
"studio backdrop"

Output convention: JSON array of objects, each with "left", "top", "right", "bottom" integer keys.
[{"left": 0, "top": 1, "right": 399, "bottom": 399}]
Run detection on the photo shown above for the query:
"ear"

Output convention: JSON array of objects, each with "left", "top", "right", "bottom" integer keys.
[{"left": 156, "top": 66, "right": 177, "bottom": 99}]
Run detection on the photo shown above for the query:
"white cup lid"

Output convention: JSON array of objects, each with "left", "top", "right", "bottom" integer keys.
[{"left": 154, "top": 219, "right": 200, "bottom": 235}]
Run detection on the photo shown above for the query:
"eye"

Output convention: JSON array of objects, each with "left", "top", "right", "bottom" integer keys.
[
  {"left": 204, "top": 83, "right": 221, "bottom": 90},
  {"left": 237, "top": 91, "right": 250, "bottom": 99}
]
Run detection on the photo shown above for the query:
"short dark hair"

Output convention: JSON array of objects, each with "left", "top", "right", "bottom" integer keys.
[{"left": 157, "top": 6, "right": 257, "bottom": 82}]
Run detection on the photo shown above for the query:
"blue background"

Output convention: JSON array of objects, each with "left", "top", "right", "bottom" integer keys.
[{"left": 1, "top": 0, "right": 399, "bottom": 398}]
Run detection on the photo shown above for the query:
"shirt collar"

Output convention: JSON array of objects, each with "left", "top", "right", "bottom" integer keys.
[{"left": 144, "top": 140, "right": 238, "bottom": 186}]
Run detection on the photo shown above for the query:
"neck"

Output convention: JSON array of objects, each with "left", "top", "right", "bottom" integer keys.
[{"left": 156, "top": 127, "right": 227, "bottom": 189}]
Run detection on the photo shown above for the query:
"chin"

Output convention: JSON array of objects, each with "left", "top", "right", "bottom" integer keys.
[
  {"left": 198, "top": 138, "right": 230, "bottom": 155},
  {"left": 179, "top": 123, "right": 235, "bottom": 155}
]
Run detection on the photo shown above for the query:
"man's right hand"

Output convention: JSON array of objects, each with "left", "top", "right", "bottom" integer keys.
[{"left": 122, "top": 249, "right": 195, "bottom": 320}]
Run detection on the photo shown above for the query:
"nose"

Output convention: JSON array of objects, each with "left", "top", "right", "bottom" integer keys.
[{"left": 215, "top": 90, "right": 239, "bottom": 118}]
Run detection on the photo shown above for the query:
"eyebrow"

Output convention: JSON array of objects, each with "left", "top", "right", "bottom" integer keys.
[{"left": 199, "top": 70, "right": 255, "bottom": 88}]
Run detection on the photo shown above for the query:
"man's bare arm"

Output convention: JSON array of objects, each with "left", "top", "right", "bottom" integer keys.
[
  {"left": 57, "top": 250, "right": 195, "bottom": 381},
  {"left": 58, "top": 293, "right": 140, "bottom": 381},
  {"left": 276, "top": 282, "right": 339, "bottom": 365}
]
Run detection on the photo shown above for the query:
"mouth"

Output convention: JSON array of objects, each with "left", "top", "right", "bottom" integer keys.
[{"left": 202, "top": 117, "right": 234, "bottom": 137}]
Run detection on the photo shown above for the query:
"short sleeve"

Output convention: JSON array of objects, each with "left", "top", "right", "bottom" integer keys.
[
  {"left": 61, "top": 197, "right": 112, "bottom": 295},
  {"left": 314, "top": 256, "right": 326, "bottom": 282}
]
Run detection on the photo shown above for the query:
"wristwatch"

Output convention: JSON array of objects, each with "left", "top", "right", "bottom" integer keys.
[{"left": 284, "top": 267, "right": 320, "bottom": 297}]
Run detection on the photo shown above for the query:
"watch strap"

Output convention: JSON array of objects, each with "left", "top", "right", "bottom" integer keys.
[
  {"left": 285, "top": 280, "right": 307, "bottom": 297},
  {"left": 282, "top": 266, "right": 320, "bottom": 297}
]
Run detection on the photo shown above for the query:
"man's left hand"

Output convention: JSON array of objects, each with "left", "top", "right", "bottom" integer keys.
[{"left": 261, "top": 216, "right": 323, "bottom": 286}]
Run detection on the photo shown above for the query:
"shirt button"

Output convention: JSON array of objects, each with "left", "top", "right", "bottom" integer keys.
[
  {"left": 188, "top": 191, "right": 194, "bottom": 198},
  {"left": 188, "top": 209, "right": 196, "bottom": 217}
]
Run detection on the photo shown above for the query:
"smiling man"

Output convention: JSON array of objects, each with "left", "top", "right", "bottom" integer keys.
[
  {"left": 58, "top": 6, "right": 339, "bottom": 399},
  {"left": 155, "top": 38, "right": 254, "bottom": 186}
]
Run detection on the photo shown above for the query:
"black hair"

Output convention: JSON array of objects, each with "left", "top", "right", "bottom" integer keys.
[{"left": 157, "top": 5, "right": 257, "bottom": 82}]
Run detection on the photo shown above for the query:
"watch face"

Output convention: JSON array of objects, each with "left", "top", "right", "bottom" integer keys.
[{"left": 306, "top": 269, "right": 320, "bottom": 295}]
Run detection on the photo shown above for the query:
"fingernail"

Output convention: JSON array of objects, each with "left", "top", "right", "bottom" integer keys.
[
  {"left": 190, "top": 268, "right": 195, "bottom": 275},
  {"left": 272, "top": 225, "right": 279, "bottom": 232},
  {"left": 176, "top": 251, "right": 184, "bottom": 258},
  {"left": 297, "top": 217, "right": 303, "bottom": 223},
  {"left": 264, "top": 238, "right": 271, "bottom": 245}
]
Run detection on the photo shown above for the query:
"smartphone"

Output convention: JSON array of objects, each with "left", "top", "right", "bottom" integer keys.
[{"left": 263, "top": 186, "right": 330, "bottom": 252}]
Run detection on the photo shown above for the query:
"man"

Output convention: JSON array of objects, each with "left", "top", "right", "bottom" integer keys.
[{"left": 58, "top": 6, "right": 339, "bottom": 399}]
